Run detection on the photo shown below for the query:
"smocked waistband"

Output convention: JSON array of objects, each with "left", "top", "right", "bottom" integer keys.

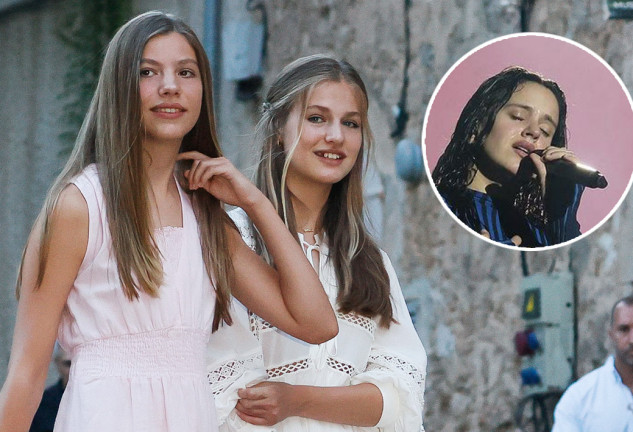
[{"left": 71, "top": 327, "right": 208, "bottom": 379}]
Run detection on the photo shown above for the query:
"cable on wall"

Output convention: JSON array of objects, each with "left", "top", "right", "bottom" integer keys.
[
  {"left": 391, "top": 0, "right": 411, "bottom": 140},
  {"left": 392, "top": 0, "right": 424, "bottom": 184}
]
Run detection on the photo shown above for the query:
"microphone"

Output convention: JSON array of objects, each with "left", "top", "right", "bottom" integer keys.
[{"left": 531, "top": 150, "right": 608, "bottom": 189}]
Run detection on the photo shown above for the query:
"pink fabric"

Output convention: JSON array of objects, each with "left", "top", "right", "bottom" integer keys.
[{"left": 54, "top": 164, "right": 217, "bottom": 431}]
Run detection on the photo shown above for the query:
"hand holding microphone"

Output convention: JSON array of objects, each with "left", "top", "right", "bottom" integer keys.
[{"left": 531, "top": 148, "right": 608, "bottom": 189}]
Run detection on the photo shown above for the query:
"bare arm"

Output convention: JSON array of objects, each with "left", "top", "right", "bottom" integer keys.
[
  {"left": 177, "top": 152, "right": 338, "bottom": 344},
  {"left": 0, "top": 185, "right": 88, "bottom": 431},
  {"left": 235, "top": 382, "right": 383, "bottom": 427}
]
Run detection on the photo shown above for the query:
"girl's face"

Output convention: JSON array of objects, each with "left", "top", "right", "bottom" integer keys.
[
  {"left": 282, "top": 80, "right": 364, "bottom": 190},
  {"left": 476, "top": 81, "right": 559, "bottom": 185},
  {"left": 139, "top": 32, "right": 203, "bottom": 148}
]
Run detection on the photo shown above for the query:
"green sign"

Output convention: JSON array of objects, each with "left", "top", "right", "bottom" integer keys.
[{"left": 608, "top": 0, "right": 633, "bottom": 19}]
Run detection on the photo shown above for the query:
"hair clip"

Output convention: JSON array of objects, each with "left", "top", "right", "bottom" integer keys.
[{"left": 262, "top": 101, "right": 272, "bottom": 111}]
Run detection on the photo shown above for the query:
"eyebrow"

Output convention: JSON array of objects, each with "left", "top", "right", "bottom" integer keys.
[
  {"left": 307, "top": 104, "right": 361, "bottom": 117},
  {"left": 140, "top": 58, "right": 199, "bottom": 67},
  {"left": 505, "top": 103, "right": 558, "bottom": 128}
]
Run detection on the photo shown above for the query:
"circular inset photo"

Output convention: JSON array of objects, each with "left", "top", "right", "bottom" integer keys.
[{"left": 423, "top": 33, "right": 633, "bottom": 250}]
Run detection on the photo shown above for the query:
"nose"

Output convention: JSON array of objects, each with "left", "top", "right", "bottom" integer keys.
[
  {"left": 159, "top": 71, "right": 180, "bottom": 96},
  {"left": 521, "top": 119, "right": 541, "bottom": 143},
  {"left": 325, "top": 122, "right": 344, "bottom": 144}
]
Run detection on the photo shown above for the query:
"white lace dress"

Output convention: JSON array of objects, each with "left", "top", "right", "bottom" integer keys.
[{"left": 207, "top": 208, "right": 426, "bottom": 432}]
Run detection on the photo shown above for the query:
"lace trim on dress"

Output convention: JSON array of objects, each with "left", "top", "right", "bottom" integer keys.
[
  {"left": 367, "top": 352, "right": 425, "bottom": 410},
  {"left": 207, "top": 353, "right": 264, "bottom": 395},
  {"left": 267, "top": 359, "right": 311, "bottom": 378},
  {"left": 337, "top": 312, "right": 377, "bottom": 335},
  {"left": 326, "top": 357, "right": 359, "bottom": 376},
  {"left": 250, "top": 312, "right": 376, "bottom": 341},
  {"left": 249, "top": 314, "right": 275, "bottom": 340},
  {"left": 266, "top": 357, "right": 360, "bottom": 379}
]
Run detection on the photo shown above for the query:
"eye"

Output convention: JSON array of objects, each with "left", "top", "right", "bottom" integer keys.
[
  {"left": 140, "top": 68, "right": 155, "bottom": 77},
  {"left": 343, "top": 120, "right": 360, "bottom": 129},
  {"left": 308, "top": 115, "right": 324, "bottom": 124},
  {"left": 540, "top": 128, "right": 551, "bottom": 138},
  {"left": 179, "top": 69, "right": 197, "bottom": 78},
  {"left": 511, "top": 114, "right": 524, "bottom": 121}
]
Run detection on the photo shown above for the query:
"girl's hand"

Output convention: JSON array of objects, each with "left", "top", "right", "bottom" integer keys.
[
  {"left": 176, "top": 151, "right": 263, "bottom": 210},
  {"left": 235, "top": 382, "right": 296, "bottom": 426},
  {"left": 528, "top": 147, "right": 579, "bottom": 195}
]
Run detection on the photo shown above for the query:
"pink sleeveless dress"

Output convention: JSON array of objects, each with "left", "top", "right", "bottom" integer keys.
[{"left": 54, "top": 164, "right": 217, "bottom": 431}]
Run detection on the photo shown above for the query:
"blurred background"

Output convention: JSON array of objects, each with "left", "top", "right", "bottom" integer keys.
[{"left": 1, "top": 1, "right": 632, "bottom": 431}]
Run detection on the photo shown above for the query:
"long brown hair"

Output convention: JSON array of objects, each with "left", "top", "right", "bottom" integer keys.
[
  {"left": 254, "top": 54, "right": 393, "bottom": 327},
  {"left": 17, "top": 11, "right": 233, "bottom": 331}
]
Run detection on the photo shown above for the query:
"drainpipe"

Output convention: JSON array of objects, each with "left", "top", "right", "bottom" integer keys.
[{"left": 203, "top": 0, "right": 222, "bottom": 104}]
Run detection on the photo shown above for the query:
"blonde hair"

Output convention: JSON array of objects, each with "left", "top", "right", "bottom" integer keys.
[
  {"left": 18, "top": 11, "right": 234, "bottom": 331},
  {"left": 255, "top": 54, "right": 393, "bottom": 327}
]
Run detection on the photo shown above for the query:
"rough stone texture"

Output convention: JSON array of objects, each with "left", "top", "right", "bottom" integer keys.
[{"left": 1, "top": 1, "right": 632, "bottom": 431}]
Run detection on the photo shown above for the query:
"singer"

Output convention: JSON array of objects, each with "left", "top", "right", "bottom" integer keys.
[{"left": 432, "top": 66, "right": 587, "bottom": 247}]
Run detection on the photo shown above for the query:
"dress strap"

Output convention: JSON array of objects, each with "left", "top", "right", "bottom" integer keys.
[{"left": 298, "top": 234, "right": 321, "bottom": 270}]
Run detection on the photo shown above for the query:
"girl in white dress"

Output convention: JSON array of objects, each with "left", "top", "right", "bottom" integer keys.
[
  {"left": 208, "top": 55, "right": 427, "bottom": 431},
  {"left": 0, "top": 13, "right": 337, "bottom": 432}
]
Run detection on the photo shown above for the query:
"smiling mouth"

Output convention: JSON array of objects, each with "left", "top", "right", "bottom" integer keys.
[
  {"left": 315, "top": 151, "right": 344, "bottom": 160},
  {"left": 152, "top": 107, "right": 185, "bottom": 113}
]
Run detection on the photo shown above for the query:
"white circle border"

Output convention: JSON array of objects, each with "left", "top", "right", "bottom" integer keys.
[{"left": 421, "top": 32, "right": 633, "bottom": 252}]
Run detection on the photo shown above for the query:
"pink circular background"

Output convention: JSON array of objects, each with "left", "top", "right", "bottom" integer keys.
[{"left": 423, "top": 33, "right": 633, "bottom": 234}]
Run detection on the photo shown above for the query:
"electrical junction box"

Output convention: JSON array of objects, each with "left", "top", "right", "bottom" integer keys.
[{"left": 516, "top": 272, "right": 574, "bottom": 395}]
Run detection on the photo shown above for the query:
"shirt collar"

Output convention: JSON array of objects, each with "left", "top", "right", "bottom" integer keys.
[{"left": 605, "top": 355, "right": 624, "bottom": 384}]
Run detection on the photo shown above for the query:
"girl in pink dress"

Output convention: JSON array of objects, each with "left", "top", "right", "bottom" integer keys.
[{"left": 0, "top": 12, "right": 337, "bottom": 432}]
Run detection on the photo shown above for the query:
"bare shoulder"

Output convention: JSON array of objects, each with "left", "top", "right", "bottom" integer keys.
[
  {"left": 54, "top": 183, "right": 88, "bottom": 222},
  {"left": 33, "top": 184, "right": 88, "bottom": 268},
  {"left": 19, "top": 183, "right": 88, "bottom": 300},
  {"left": 26, "top": 184, "right": 87, "bottom": 249}
]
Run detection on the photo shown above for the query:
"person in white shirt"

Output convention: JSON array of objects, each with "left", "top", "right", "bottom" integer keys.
[
  {"left": 206, "top": 54, "right": 427, "bottom": 432},
  {"left": 552, "top": 295, "right": 633, "bottom": 431}
]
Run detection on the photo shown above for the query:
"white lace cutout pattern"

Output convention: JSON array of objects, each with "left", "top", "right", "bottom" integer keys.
[
  {"left": 367, "top": 352, "right": 425, "bottom": 410},
  {"left": 337, "top": 312, "right": 377, "bottom": 335},
  {"left": 251, "top": 312, "right": 375, "bottom": 340},
  {"left": 266, "top": 357, "right": 360, "bottom": 378},
  {"left": 249, "top": 313, "right": 274, "bottom": 340},
  {"left": 249, "top": 313, "right": 259, "bottom": 339},
  {"left": 267, "top": 359, "right": 311, "bottom": 378},
  {"left": 207, "top": 353, "right": 264, "bottom": 395},
  {"left": 326, "top": 357, "right": 358, "bottom": 376}
]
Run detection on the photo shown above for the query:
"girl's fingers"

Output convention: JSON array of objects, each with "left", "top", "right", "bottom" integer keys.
[
  {"left": 235, "top": 409, "right": 268, "bottom": 426},
  {"left": 540, "top": 147, "right": 578, "bottom": 163}
]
